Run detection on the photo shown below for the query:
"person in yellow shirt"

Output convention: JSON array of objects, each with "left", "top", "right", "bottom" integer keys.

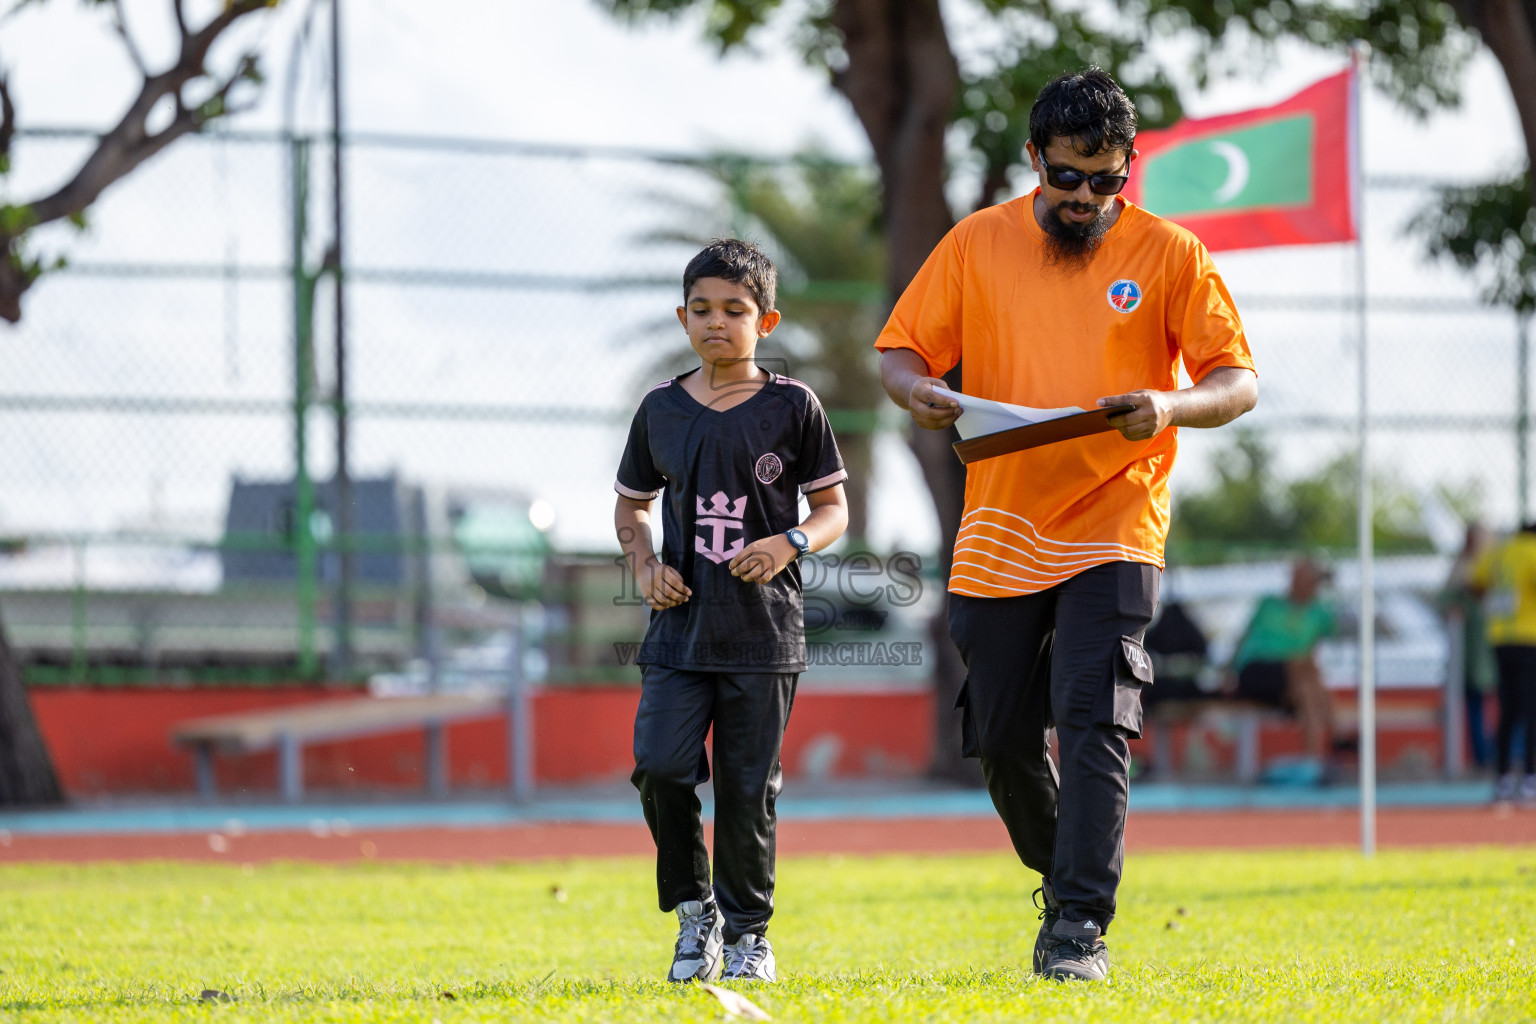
[
  {"left": 877, "top": 68, "right": 1257, "bottom": 982},
  {"left": 1470, "top": 523, "right": 1536, "bottom": 802}
]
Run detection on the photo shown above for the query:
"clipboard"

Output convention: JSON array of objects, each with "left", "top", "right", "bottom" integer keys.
[{"left": 951, "top": 404, "right": 1135, "bottom": 464}]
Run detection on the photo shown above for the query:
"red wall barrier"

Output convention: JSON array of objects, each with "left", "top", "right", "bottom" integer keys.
[
  {"left": 29, "top": 685, "right": 1445, "bottom": 799},
  {"left": 30, "top": 686, "right": 935, "bottom": 798}
]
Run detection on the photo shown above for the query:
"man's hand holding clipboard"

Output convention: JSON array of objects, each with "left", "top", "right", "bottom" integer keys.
[
  {"left": 903, "top": 371, "right": 1254, "bottom": 464},
  {"left": 922, "top": 384, "right": 1141, "bottom": 465},
  {"left": 905, "top": 377, "right": 964, "bottom": 431},
  {"left": 1095, "top": 388, "right": 1176, "bottom": 441}
]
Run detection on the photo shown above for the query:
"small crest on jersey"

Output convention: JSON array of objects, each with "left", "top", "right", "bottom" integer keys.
[
  {"left": 1107, "top": 279, "right": 1142, "bottom": 313},
  {"left": 755, "top": 453, "right": 783, "bottom": 484}
]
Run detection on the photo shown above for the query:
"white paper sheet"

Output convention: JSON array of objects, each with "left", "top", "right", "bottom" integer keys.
[{"left": 931, "top": 386, "right": 1087, "bottom": 441}]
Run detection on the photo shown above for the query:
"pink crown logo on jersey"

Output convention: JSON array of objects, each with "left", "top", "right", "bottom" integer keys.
[{"left": 695, "top": 491, "right": 749, "bottom": 564}]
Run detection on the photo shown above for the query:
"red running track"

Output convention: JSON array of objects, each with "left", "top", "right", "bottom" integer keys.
[{"left": 0, "top": 807, "right": 1533, "bottom": 864}]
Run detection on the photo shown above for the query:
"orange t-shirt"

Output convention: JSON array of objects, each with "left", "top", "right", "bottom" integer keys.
[{"left": 875, "top": 190, "right": 1254, "bottom": 597}]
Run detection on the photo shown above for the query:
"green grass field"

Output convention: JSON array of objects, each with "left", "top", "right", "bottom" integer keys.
[{"left": 2, "top": 847, "right": 1533, "bottom": 1022}]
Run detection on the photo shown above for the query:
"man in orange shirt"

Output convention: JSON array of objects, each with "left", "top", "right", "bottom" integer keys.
[{"left": 876, "top": 68, "right": 1257, "bottom": 981}]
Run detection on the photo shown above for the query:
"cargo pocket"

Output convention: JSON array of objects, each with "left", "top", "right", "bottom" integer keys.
[
  {"left": 955, "top": 679, "right": 980, "bottom": 759},
  {"left": 1096, "top": 635, "right": 1154, "bottom": 738}
]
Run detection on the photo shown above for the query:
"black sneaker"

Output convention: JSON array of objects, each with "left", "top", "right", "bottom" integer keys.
[
  {"left": 1041, "top": 918, "right": 1110, "bottom": 982},
  {"left": 667, "top": 899, "right": 723, "bottom": 983},
  {"left": 1030, "top": 880, "right": 1060, "bottom": 974}
]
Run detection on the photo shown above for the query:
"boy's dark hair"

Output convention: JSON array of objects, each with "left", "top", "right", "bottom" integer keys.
[
  {"left": 683, "top": 238, "right": 777, "bottom": 313},
  {"left": 1028, "top": 67, "right": 1138, "bottom": 158}
]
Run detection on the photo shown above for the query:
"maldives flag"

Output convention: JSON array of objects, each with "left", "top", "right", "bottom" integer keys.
[{"left": 1124, "top": 68, "right": 1356, "bottom": 251}]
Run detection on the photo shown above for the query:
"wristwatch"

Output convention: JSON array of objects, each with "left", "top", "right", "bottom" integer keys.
[{"left": 784, "top": 528, "right": 811, "bottom": 559}]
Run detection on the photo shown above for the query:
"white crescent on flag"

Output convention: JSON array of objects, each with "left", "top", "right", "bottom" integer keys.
[{"left": 1209, "top": 140, "right": 1251, "bottom": 203}]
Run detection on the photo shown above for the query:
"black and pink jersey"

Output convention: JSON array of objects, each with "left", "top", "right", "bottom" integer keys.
[{"left": 615, "top": 369, "right": 847, "bottom": 672}]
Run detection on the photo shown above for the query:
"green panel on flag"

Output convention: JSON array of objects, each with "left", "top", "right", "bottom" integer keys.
[{"left": 1140, "top": 114, "right": 1314, "bottom": 216}]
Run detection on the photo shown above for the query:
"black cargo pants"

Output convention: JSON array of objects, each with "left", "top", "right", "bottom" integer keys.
[
  {"left": 631, "top": 665, "right": 797, "bottom": 942},
  {"left": 948, "top": 561, "right": 1158, "bottom": 931}
]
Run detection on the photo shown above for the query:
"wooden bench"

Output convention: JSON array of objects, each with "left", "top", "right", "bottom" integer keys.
[
  {"left": 171, "top": 694, "right": 507, "bottom": 803},
  {"left": 1145, "top": 695, "right": 1443, "bottom": 782},
  {"left": 1146, "top": 698, "right": 1293, "bottom": 783}
]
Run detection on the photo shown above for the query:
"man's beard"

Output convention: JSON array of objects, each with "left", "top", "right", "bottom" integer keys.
[{"left": 1041, "top": 199, "right": 1110, "bottom": 270}]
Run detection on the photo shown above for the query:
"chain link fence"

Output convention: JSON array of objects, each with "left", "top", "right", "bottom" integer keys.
[{"left": 1, "top": 127, "right": 1525, "bottom": 759}]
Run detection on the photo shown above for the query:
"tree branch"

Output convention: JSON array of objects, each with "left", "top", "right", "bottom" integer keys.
[
  {"left": 0, "top": 72, "right": 14, "bottom": 167},
  {"left": 111, "top": 0, "right": 150, "bottom": 77},
  {"left": 0, "top": 0, "right": 272, "bottom": 322},
  {"left": 829, "top": 0, "right": 956, "bottom": 292},
  {"left": 1456, "top": 0, "right": 1536, "bottom": 175}
]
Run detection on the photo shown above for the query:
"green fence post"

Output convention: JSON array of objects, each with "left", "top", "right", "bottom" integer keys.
[
  {"left": 1519, "top": 312, "right": 1531, "bottom": 526},
  {"left": 70, "top": 537, "right": 87, "bottom": 681},
  {"left": 292, "top": 135, "right": 319, "bottom": 679}
]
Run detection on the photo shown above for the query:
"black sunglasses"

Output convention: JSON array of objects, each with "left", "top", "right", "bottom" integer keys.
[{"left": 1036, "top": 153, "right": 1130, "bottom": 196}]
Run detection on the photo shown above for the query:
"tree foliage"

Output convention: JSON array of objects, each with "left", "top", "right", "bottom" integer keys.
[
  {"left": 596, "top": 0, "right": 1536, "bottom": 318},
  {"left": 598, "top": 0, "right": 1477, "bottom": 210},
  {"left": 1167, "top": 431, "right": 1477, "bottom": 563},
  {"left": 1411, "top": 173, "right": 1536, "bottom": 314}
]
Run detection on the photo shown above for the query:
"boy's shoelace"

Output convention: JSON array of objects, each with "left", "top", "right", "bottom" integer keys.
[
  {"left": 676, "top": 911, "right": 715, "bottom": 954},
  {"left": 726, "top": 942, "right": 768, "bottom": 974}
]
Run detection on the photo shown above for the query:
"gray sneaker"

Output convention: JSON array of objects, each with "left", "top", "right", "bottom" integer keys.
[
  {"left": 721, "top": 933, "right": 776, "bottom": 982},
  {"left": 1041, "top": 919, "right": 1110, "bottom": 982},
  {"left": 1031, "top": 880, "right": 1060, "bottom": 975},
  {"left": 1495, "top": 774, "right": 1519, "bottom": 803},
  {"left": 1520, "top": 775, "right": 1536, "bottom": 805},
  {"left": 667, "top": 899, "right": 723, "bottom": 983}
]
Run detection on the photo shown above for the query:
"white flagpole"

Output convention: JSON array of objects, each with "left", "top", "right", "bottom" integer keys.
[{"left": 1351, "top": 41, "right": 1377, "bottom": 856}]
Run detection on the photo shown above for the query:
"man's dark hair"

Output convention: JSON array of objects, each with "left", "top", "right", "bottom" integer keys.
[
  {"left": 683, "top": 238, "right": 777, "bottom": 313},
  {"left": 1029, "top": 67, "right": 1138, "bottom": 158}
]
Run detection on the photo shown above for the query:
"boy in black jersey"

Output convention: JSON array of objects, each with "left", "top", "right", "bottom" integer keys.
[{"left": 614, "top": 239, "right": 848, "bottom": 984}]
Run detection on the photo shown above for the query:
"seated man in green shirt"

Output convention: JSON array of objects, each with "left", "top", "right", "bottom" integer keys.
[{"left": 1227, "top": 559, "right": 1338, "bottom": 780}]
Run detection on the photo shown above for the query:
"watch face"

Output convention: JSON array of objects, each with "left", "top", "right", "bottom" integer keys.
[{"left": 788, "top": 528, "right": 809, "bottom": 552}]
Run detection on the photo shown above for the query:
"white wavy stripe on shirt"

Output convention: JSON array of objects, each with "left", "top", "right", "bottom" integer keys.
[
  {"left": 950, "top": 576, "right": 1061, "bottom": 596},
  {"left": 959, "top": 505, "right": 1162, "bottom": 562},
  {"left": 948, "top": 568, "right": 1101, "bottom": 595},
  {"left": 955, "top": 530, "right": 1145, "bottom": 573},
  {"left": 949, "top": 551, "right": 1162, "bottom": 595},
  {"left": 949, "top": 556, "right": 1112, "bottom": 588}
]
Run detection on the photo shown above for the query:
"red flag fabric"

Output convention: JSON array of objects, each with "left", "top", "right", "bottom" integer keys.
[{"left": 1124, "top": 68, "right": 1356, "bottom": 251}]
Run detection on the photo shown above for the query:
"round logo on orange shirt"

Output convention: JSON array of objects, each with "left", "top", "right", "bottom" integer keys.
[{"left": 1107, "top": 279, "right": 1142, "bottom": 313}]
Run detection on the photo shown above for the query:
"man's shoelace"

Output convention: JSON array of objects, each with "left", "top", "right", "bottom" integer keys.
[
  {"left": 1047, "top": 934, "right": 1102, "bottom": 959},
  {"left": 675, "top": 910, "right": 715, "bottom": 955},
  {"left": 1032, "top": 887, "right": 1052, "bottom": 921},
  {"left": 725, "top": 941, "right": 769, "bottom": 975}
]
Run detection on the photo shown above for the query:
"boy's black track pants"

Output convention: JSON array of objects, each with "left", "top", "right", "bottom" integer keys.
[
  {"left": 948, "top": 561, "right": 1159, "bottom": 932},
  {"left": 631, "top": 666, "right": 797, "bottom": 943}
]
